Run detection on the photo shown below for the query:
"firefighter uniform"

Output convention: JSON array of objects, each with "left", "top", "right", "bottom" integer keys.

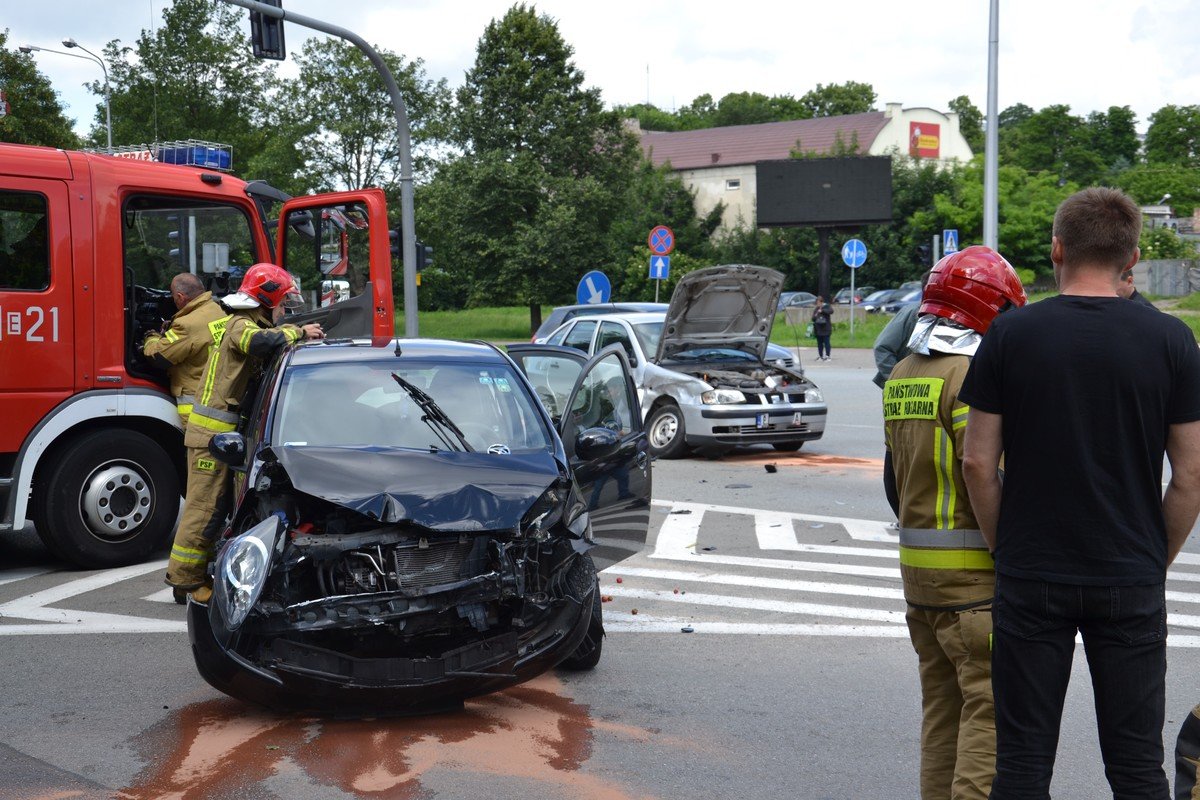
[
  {"left": 165, "top": 308, "right": 303, "bottom": 590},
  {"left": 141, "top": 291, "right": 227, "bottom": 425},
  {"left": 1180, "top": 704, "right": 1200, "bottom": 800},
  {"left": 885, "top": 352, "right": 995, "bottom": 800}
]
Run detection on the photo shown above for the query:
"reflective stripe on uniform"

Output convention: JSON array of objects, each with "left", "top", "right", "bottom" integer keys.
[
  {"left": 188, "top": 410, "right": 237, "bottom": 433},
  {"left": 164, "top": 328, "right": 180, "bottom": 343},
  {"left": 239, "top": 320, "right": 260, "bottom": 353},
  {"left": 899, "top": 546, "right": 995, "bottom": 570},
  {"left": 951, "top": 405, "right": 969, "bottom": 431},
  {"left": 191, "top": 402, "right": 238, "bottom": 424},
  {"left": 934, "top": 427, "right": 955, "bottom": 529},
  {"left": 170, "top": 544, "right": 208, "bottom": 564},
  {"left": 900, "top": 527, "right": 989, "bottom": 549},
  {"left": 198, "top": 342, "right": 222, "bottom": 407}
]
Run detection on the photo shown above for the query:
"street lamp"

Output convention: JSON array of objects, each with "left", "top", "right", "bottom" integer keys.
[
  {"left": 20, "top": 40, "right": 112, "bottom": 150},
  {"left": 1158, "top": 193, "right": 1172, "bottom": 205}
]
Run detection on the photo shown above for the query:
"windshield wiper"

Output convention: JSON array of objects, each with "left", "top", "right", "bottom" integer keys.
[{"left": 390, "top": 373, "right": 472, "bottom": 452}]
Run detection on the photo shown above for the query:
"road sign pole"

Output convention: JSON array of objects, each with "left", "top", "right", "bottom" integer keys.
[
  {"left": 850, "top": 268, "right": 856, "bottom": 340},
  {"left": 933, "top": 233, "right": 940, "bottom": 265},
  {"left": 655, "top": 279, "right": 660, "bottom": 303}
]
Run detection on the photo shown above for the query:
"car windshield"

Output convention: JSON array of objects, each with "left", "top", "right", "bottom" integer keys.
[
  {"left": 274, "top": 361, "right": 553, "bottom": 453},
  {"left": 667, "top": 348, "right": 757, "bottom": 363},
  {"left": 631, "top": 321, "right": 663, "bottom": 355}
]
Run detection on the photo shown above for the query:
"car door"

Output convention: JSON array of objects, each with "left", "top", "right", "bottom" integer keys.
[{"left": 508, "top": 344, "right": 651, "bottom": 569}]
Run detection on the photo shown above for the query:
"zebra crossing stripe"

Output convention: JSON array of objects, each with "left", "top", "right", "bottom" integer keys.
[
  {"left": 604, "top": 586, "right": 905, "bottom": 624},
  {"left": 604, "top": 566, "right": 905, "bottom": 600}
]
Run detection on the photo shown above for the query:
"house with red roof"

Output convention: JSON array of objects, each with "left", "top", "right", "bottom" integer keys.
[{"left": 638, "top": 103, "right": 973, "bottom": 231}]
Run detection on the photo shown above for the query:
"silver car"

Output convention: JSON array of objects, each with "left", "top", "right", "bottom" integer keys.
[{"left": 540, "top": 265, "right": 826, "bottom": 458}]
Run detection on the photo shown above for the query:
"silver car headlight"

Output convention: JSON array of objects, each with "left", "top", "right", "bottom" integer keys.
[
  {"left": 701, "top": 389, "right": 745, "bottom": 405},
  {"left": 214, "top": 515, "right": 281, "bottom": 630},
  {"left": 804, "top": 387, "right": 824, "bottom": 403}
]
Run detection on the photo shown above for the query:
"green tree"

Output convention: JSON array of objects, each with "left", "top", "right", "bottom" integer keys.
[
  {"left": 100, "top": 0, "right": 274, "bottom": 175},
  {"left": 616, "top": 102, "right": 683, "bottom": 132},
  {"left": 913, "top": 158, "right": 1074, "bottom": 279},
  {"left": 799, "top": 81, "right": 877, "bottom": 117},
  {"left": 276, "top": 38, "right": 449, "bottom": 193},
  {"left": 1144, "top": 104, "right": 1200, "bottom": 167},
  {"left": 0, "top": 30, "right": 80, "bottom": 148},
  {"left": 948, "top": 95, "right": 984, "bottom": 153},
  {"left": 1084, "top": 106, "right": 1139, "bottom": 173},
  {"left": 1140, "top": 225, "right": 1197, "bottom": 260},
  {"left": 425, "top": 4, "right": 640, "bottom": 329},
  {"left": 1115, "top": 164, "right": 1200, "bottom": 217}
]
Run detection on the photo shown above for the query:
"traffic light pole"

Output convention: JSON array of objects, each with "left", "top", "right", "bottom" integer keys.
[{"left": 220, "top": 0, "right": 418, "bottom": 337}]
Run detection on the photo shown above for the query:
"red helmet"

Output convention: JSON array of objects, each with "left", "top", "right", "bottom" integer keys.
[
  {"left": 919, "top": 245, "right": 1027, "bottom": 333},
  {"left": 238, "top": 263, "right": 303, "bottom": 309}
]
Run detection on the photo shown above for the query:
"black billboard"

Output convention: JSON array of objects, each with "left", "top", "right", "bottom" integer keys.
[{"left": 755, "top": 157, "right": 893, "bottom": 227}]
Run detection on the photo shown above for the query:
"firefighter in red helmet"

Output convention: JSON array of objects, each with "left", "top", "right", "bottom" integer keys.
[
  {"left": 883, "top": 245, "right": 1026, "bottom": 799},
  {"left": 165, "top": 263, "right": 323, "bottom": 603}
]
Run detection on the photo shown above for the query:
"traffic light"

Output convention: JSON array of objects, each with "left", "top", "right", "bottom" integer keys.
[
  {"left": 389, "top": 229, "right": 400, "bottom": 257},
  {"left": 917, "top": 242, "right": 932, "bottom": 266},
  {"left": 414, "top": 240, "right": 434, "bottom": 271},
  {"left": 250, "top": 0, "right": 286, "bottom": 60}
]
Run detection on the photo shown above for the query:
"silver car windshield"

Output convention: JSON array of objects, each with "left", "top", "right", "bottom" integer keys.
[
  {"left": 633, "top": 320, "right": 755, "bottom": 363},
  {"left": 274, "top": 361, "right": 553, "bottom": 453}
]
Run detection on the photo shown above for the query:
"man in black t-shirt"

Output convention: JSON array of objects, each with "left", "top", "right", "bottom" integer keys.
[{"left": 959, "top": 187, "right": 1200, "bottom": 799}]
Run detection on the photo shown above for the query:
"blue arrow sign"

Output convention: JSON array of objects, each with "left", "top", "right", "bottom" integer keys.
[
  {"left": 576, "top": 270, "right": 611, "bottom": 305},
  {"left": 649, "top": 255, "right": 671, "bottom": 280},
  {"left": 841, "top": 238, "right": 867, "bottom": 269},
  {"left": 943, "top": 229, "right": 959, "bottom": 254}
]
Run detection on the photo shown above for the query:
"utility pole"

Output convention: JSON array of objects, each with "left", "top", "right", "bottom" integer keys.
[
  {"left": 983, "top": 0, "right": 999, "bottom": 250},
  {"left": 220, "top": 0, "right": 419, "bottom": 337}
]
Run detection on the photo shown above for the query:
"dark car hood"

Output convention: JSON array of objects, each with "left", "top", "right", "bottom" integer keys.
[
  {"left": 658, "top": 264, "right": 784, "bottom": 362},
  {"left": 272, "top": 446, "right": 562, "bottom": 530}
]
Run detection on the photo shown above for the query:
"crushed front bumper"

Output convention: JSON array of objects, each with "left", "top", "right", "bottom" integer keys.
[
  {"left": 187, "top": 582, "right": 594, "bottom": 716},
  {"left": 683, "top": 401, "right": 827, "bottom": 447}
]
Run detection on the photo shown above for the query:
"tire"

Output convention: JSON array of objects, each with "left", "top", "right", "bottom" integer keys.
[
  {"left": 646, "top": 402, "right": 689, "bottom": 459},
  {"left": 559, "top": 566, "right": 604, "bottom": 671},
  {"left": 772, "top": 442, "right": 804, "bottom": 452},
  {"left": 33, "top": 429, "right": 181, "bottom": 568}
]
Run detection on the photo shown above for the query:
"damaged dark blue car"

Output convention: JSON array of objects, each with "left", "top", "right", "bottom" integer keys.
[{"left": 189, "top": 339, "right": 650, "bottom": 714}]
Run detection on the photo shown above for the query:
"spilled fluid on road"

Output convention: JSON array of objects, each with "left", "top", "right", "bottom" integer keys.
[
  {"left": 722, "top": 451, "right": 883, "bottom": 471},
  {"left": 116, "top": 674, "right": 656, "bottom": 799}
]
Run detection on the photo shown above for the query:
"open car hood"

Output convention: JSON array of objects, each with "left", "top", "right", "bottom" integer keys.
[
  {"left": 657, "top": 264, "right": 784, "bottom": 362},
  {"left": 273, "top": 446, "right": 560, "bottom": 530}
]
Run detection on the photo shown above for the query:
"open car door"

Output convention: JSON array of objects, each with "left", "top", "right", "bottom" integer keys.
[
  {"left": 276, "top": 189, "right": 393, "bottom": 339},
  {"left": 509, "top": 344, "right": 651, "bottom": 569}
]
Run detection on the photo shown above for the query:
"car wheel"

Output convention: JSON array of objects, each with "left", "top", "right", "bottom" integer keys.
[
  {"left": 559, "top": 559, "right": 604, "bottom": 671},
  {"left": 646, "top": 402, "right": 689, "bottom": 459},
  {"left": 772, "top": 442, "right": 804, "bottom": 452},
  {"left": 32, "top": 429, "right": 180, "bottom": 568}
]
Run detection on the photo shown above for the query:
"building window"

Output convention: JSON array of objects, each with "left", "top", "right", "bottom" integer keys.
[{"left": 725, "top": 179, "right": 741, "bottom": 191}]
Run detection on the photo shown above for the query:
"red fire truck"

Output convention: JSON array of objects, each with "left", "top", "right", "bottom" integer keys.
[{"left": 0, "top": 140, "right": 394, "bottom": 567}]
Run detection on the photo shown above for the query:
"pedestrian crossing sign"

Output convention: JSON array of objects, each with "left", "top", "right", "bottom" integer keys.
[{"left": 943, "top": 229, "right": 959, "bottom": 255}]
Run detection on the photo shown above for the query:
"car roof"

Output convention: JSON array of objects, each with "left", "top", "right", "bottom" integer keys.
[
  {"left": 560, "top": 311, "right": 665, "bottom": 327},
  {"left": 288, "top": 338, "right": 509, "bottom": 366}
]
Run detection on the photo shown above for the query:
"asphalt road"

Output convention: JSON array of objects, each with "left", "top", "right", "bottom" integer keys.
[{"left": 2, "top": 346, "right": 1198, "bottom": 799}]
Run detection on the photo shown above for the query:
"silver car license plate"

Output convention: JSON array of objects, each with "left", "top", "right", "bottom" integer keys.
[{"left": 756, "top": 413, "right": 770, "bottom": 429}]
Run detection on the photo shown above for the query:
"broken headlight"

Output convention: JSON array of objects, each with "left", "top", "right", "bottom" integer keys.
[
  {"left": 701, "top": 389, "right": 745, "bottom": 405},
  {"left": 214, "top": 515, "right": 281, "bottom": 630},
  {"left": 520, "top": 485, "right": 566, "bottom": 538}
]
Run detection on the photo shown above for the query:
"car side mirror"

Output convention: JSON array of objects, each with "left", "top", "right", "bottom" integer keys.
[
  {"left": 208, "top": 432, "right": 246, "bottom": 467},
  {"left": 575, "top": 426, "right": 619, "bottom": 460}
]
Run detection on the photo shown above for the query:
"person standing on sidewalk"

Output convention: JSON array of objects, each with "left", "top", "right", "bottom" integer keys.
[
  {"left": 960, "top": 187, "right": 1200, "bottom": 799},
  {"left": 885, "top": 247, "right": 1026, "bottom": 800},
  {"left": 811, "top": 296, "right": 834, "bottom": 361}
]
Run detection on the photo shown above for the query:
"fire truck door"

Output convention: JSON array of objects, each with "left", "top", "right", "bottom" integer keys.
[
  {"left": 276, "top": 189, "right": 393, "bottom": 339},
  {"left": 0, "top": 179, "right": 74, "bottom": 455}
]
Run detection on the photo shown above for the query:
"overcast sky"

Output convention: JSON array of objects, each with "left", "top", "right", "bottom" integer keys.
[{"left": 4, "top": 0, "right": 1196, "bottom": 139}]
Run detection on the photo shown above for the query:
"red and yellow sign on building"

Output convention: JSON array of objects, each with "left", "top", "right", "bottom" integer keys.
[{"left": 909, "top": 122, "right": 941, "bottom": 158}]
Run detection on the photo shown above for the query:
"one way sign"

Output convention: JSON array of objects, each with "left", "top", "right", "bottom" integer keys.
[{"left": 649, "top": 256, "right": 670, "bottom": 280}]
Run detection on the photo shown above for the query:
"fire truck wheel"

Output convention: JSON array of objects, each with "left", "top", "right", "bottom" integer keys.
[{"left": 34, "top": 429, "right": 181, "bottom": 568}]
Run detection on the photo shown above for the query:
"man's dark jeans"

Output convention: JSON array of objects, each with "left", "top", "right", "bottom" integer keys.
[{"left": 989, "top": 574, "right": 1169, "bottom": 800}]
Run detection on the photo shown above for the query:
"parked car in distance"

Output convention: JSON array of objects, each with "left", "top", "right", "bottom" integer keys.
[
  {"left": 538, "top": 265, "right": 827, "bottom": 459},
  {"left": 190, "top": 337, "right": 650, "bottom": 715},
  {"left": 834, "top": 286, "right": 875, "bottom": 304},
  {"left": 777, "top": 291, "right": 817, "bottom": 312},
  {"left": 538, "top": 302, "right": 799, "bottom": 369},
  {"left": 881, "top": 288, "right": 922, "bottom": 313},
  {"left": 533, "top": 302, "right": 666, "bottom": 343},
  {"left": 861, "top": 288, "right": 907, "bottom": 313}
]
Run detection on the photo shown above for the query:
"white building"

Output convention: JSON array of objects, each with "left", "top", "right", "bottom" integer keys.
[{"left": 639, "top": 103, "right": 974, "bottom": 231}]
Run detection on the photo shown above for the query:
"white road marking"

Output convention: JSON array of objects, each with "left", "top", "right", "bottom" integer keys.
[
  {"left": 143, "top": 588, "right": 177, "bottom": 603},
  {"left": 604, "top": 565, "right": 905, "bottom": 600},
  {"left": 0, "top": 568, "right": 52, "bottom": 587},
  {"left": 605, "top": 586, "right": 905, "bottom": 624},
  {"left": 0, "top": 560, "right": 183, "bottom": 635},
  {"left": 605, "top": 615, "right": 909, "bottom": 637},
  {"left": 652, "top": 499, "right": 899, "bottom": 543}
]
